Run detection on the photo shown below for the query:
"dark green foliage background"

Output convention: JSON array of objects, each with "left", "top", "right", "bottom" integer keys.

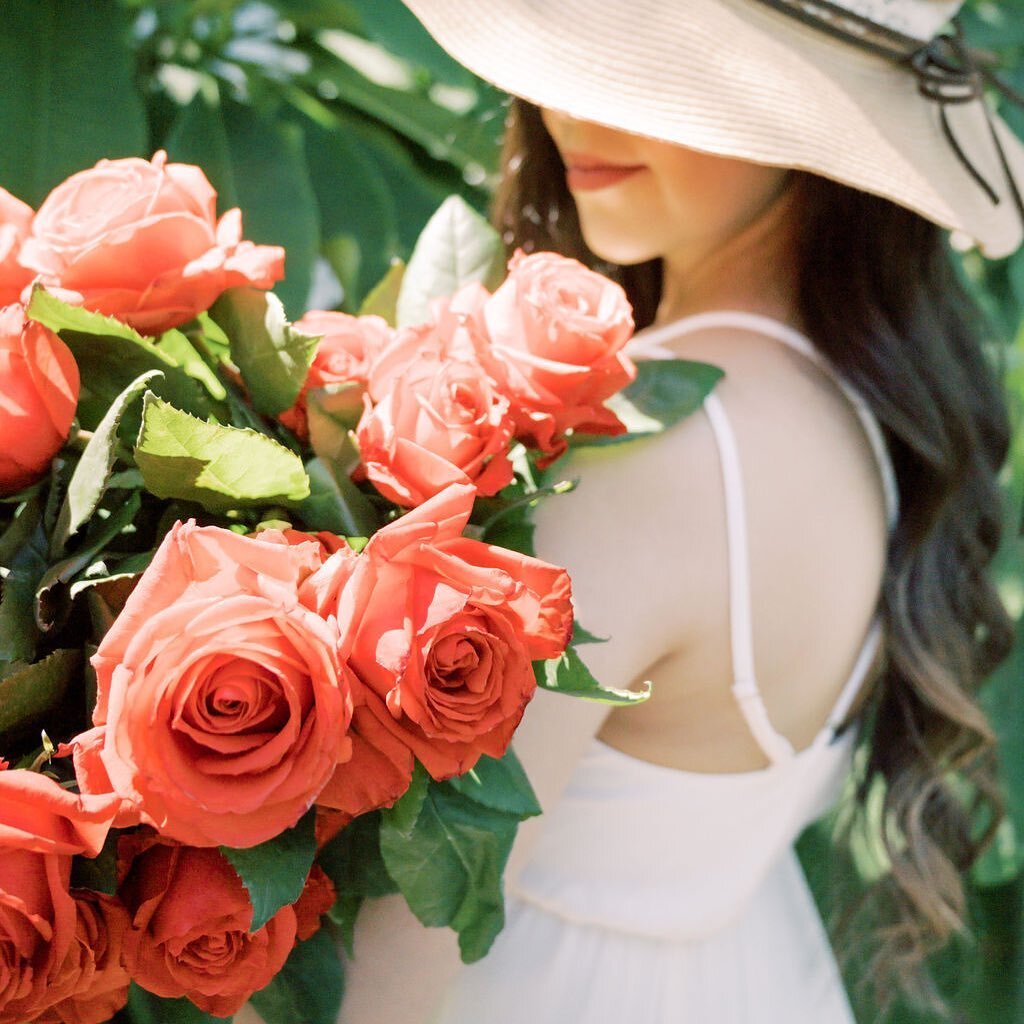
[{"left": 2, "top": 1, "right": 1022, "bottom": 1021}]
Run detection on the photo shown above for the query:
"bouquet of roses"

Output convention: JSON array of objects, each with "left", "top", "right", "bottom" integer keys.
[{"left": 0, "top": 152, "right": 720, "bottom": 1024}]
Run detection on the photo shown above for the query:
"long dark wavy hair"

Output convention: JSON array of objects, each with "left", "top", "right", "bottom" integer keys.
[{"left": 493, "top": 98, "right": 1016, "bottom": 1011}]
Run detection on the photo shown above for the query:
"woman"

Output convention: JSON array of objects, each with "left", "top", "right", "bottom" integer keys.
[{"left": 331, "top": 2, "right": 1024, "bottom": 1021}]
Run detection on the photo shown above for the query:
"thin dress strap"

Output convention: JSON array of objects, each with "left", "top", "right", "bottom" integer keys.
[{"left": 627, "top": 311, "right": 901, "bottom": 765}]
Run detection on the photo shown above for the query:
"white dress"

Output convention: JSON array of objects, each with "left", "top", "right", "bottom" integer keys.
[{"left": 429, "top": 312, "right": 901, "bottom": 1024}]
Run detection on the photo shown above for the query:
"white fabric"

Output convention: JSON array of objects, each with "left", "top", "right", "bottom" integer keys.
[{"left": 430, "top": 312, "right": 898, "bottom": 1024}]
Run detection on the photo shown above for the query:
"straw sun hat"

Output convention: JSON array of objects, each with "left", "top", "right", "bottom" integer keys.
[{"left": 402, "top": 0, "right": 1024, "bottom": 258}]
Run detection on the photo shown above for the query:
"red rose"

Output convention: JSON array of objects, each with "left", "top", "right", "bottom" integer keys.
[
  {"left": 119, "top": 840, "right": 296, "bottom": 1017},
  {"left": 18, "top": 152, "right": 284, "bottom": 336},
  {"left": 278, "top": 311, "right": 392, "bottom": 439},
  {"left": 292, "top": 865, "right": 336, "bottom": 942},
  {"left": 86, "top": 521, "right": 354, "bottom": 848},
  {"left": 0, "top": 770, "right": 120, "bottom": 1024},
  {"left": 325, "top": 482, "right": 573, "bottom": 779},
  {"left": 0, "top": 304, "right": 80, "bottom": 495},
  {"left": 356, "top": 320, "right": 515, "bottom": 507},
  {"left": 0, "top": 188, "right": 33, "bottom": 305},
  {"left": 481, "top": 250, "right": 636, "bottom": 464}
]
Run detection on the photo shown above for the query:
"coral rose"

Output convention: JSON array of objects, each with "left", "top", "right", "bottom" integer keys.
[
  {"left": 323, "top": 482, "right": 573, "bottom": 780},
  {"left": 356, "top": 315, "right": 515, "bottom": 507},
  {"left": 315, "top": 696, "right": 415, "bottom": 834},
  {"left": 481, "top": 250, "right": 636, "bottom": 464},
  {"left": 18, "top": 151, "right": 284, "bottom": 336},
  {"left": 278, "top": 311, "right": 393, "bottom": 440},
  {"left": 0, "top": 188, "right": 33, "bottom": 305},
  {"left": 35, "top": 891, "right": 132, "bottom": 1024},
  {"left": 0, "top": 304, "right": 80, "bottom": 495},
  {"left": 0, "top": 770, "right": 120, "bottom": 1024},
  {"left": 87, "top": 520, "right": 355, "bottom": 848},
  {"left": 119, "top": 840, "right": 296, "bottom": 1017}
]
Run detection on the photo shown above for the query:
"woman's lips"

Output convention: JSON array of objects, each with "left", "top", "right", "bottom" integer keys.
[{"left": 563, "top": 154, "right": 646, "bottom": 192}]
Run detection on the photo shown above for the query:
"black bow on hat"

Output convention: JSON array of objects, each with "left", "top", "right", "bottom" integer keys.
[{"left": 752, "top": 0, "right": 1024, "bottom": 236}]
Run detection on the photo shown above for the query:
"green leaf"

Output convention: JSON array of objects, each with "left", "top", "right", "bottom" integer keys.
[
  {"left": 27, "top": 288, "right": 215, "bottom": 430},
  {"left": 210, "top": 289, "right": 319, "bottom": 417},
  {"left": 448, "top": 748, "right": 542, "bottom": 819},
  {"left": 396, "top": 196, "right": 503, "bottom": 328},
  {"left": 35, "top": 493, "right": 142, "bottom": 635},
  {"left": 219, "top": 808, "right": 317, "bottom": 933},
  {"left": 327, "top": 893, "right": 363, "bottom": 958},
  {"left": 573, "top": 360, "right": 725, "bottom": 446},
  {"left": 27, "top": 287, "right": 150, "bottom": 344},
  {"left": 248, "top": 928, "right": 345, "bottom": 1024},
  {"left": 306, "top": 387, "right": 365, "bottom": 465},
  {"left": 155, "top": 330, "right": 227, "bottom": 401},
  {"left": 384, "top": 761, "right": 430, "bottom": 837},
  {"left": 299, "top": 457, "right": 379, "bottom": 536},
  {"left": 124, "top": 983, "right": 230, "bottom": 1024},
  {"left": 0, "top": 648, "right": 80, "bottom": 736},
  {"left": 68, "top": 551, "right": 153, "bottom": 601},
  {"left": 305, "top": 41, "right": 497, "bottom": 177},
  {"left": 70, "top": 828, "right": 119, "bottom": 896},
  {"left": 134, "top": 393, "right": 310, "bottom": 513},
  {"left": 379, "top": 781, "right": 517, "bottom": 962},
  {"left": 358, "top": 260, "right": 406, "bottom": 325},
  {"left": 317, "top": 812, "right": 400, "bottom": 900},
  {"left": 0, "top": 0, "right": 146, "bottom": 206},
  {"left": 572, "top": 623, "right": 609, "bottom": 645},
  {"left": 51, "top": 371, "right": 158, "bottom": 555},
  {"left": 0, "top": 504, "right": 48, "bottom": 666},
  {"left": 535, "top": 645, "right": 652, "bottom": 705}
]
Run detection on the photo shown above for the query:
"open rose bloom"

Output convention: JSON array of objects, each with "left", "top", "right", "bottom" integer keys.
[
  {"left": 0, "top": 161, "right": 681, "bottom": 1019},
  {"left": 17, "top": 152, "right": 284, "bottom": 335}
]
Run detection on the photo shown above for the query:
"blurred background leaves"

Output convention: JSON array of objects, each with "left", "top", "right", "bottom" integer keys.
[{"left": 0, "top": 0, "right": 1021, "bottom": 1020}]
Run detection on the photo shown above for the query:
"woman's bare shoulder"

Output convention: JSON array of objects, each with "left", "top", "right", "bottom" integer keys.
[{"left": 540, "top": 323, "right": 890, "bottom": 771}]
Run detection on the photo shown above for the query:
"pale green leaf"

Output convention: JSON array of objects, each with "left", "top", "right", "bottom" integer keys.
[
  {"left": 535, "top": 645, "right": 652, "bottom": 705},
  {"left": 396, "top": 196, "right": 503, "bottom": 328},
  {"left": 51, "top": 371, "right": 158, "bottom": 555},
  {"left": 134, "top": 394, "right": 310, "bottom": 513},
  {"left": 358, "top": 260, "right": 406, "bottom": 325},
  {"left": 210, "top": 288, "right": 320, "bottom": 416}
]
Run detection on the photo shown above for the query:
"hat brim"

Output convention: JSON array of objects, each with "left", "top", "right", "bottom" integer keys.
[{"left": 403, "top": 0, "right": 1024, "bottom": 258}]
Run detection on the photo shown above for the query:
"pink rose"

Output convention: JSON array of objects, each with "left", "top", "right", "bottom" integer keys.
[
  {"left": 0, "top": 304, "right": 80, "bottom": 495},
  {"left": 119, "top": 839, "right": 296, "bottom": 1017},
  {"left": 0, "top": 188, "right": 33, "bottom": 306},
  {"left": 278, "top": 311, "right": 393, "bottom": 440},
  {"left": 86, "top": 520, "right": 355, "bottom": 848},
  {"left": 481, "top": 250, "right": 636, "bottom": 464},
  {"left": 356, "top": 320, "right": 515, "bottom": 507},
  {"left": 327, "top": 482, "right": 573, "bottom": 779},
  {"left": 18, "top": 152, "right": 284, "bottom": 336},
  {"left": 0, "top": 770, "right": 121, "bottom": 1024}
]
